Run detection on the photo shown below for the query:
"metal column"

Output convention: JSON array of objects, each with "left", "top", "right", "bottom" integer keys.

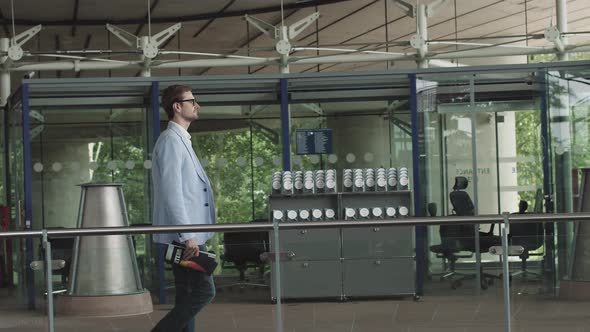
[{"left": 410, "top": 73, "right": 425, "bottom": 296}]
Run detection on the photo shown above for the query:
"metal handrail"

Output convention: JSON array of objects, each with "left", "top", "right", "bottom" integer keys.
[
  {"left": 2, "top": 211, "right": 586, "bottom": 332},
  {"left": 1, "top": 212, "right": 590, "bottom": 239}
]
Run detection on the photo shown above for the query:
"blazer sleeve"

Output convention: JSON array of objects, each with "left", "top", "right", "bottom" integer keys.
[{"left": 155, "top": 135, "right": 196, "bottom": 242}]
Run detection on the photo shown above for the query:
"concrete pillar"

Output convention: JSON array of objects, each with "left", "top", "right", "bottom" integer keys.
[
  {"left": 327, "top": 115, "right": 393, "bottom": 170},
  {"left": 1, "top": 38, "right": 10, "bottom": 107},
  {"left": 32, "top": 141, "right": 94, "bottom": 228},
  {"left": 556, "top": 0, "right": 569, "bottom": 61},
  {"left": 445, "top": 112, "right": 517, "bottom": 216}
]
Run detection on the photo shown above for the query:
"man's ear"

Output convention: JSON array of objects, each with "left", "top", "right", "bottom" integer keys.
[{"left": 172, "top": 102, "right": 181, "bottom": 115}]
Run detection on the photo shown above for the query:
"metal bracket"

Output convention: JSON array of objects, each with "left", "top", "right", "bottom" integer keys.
[
  {"left": 246, "top": 12, "right": 319, "bottom": 59},
  {"left": 544, "top": 25, "right": 565, "bottom": 53},
  {"left": 30, "top": 125, "right": 44, "bottom": 139},
  {"left": 301, "top": 103, "right": 323, "bottom": 115},
  {"left": 29, "top": 110, "right": 45, "bottom": 122},
  {"left": 108, "top": 108, "right": 127, "bottom": 121},
  {"left": 391, "top": 0, "right": 415, "bottom": 17},
  {"left": 426, "top": 0, "right": 448, "bottom": 17},
  {"left": 289, "top": 12, "right": 320, "bottom": 39},
  {"left": 6, "top": 25, "right": 42, "bottom": 62},
  {"left": 245, "top": 15, "right": 276, "bottom": 38},
  {"left": 150, "top": 23, "right": 182, "bottom": 47},
  {"left": 386, "top": 100, "right": 408, "bottom": 112},
  {"left": 12, "top": 25, "right": 42, "bottom": 47},
  {"left": 106, "top": 23, "right": 139, "bottom": 48}
]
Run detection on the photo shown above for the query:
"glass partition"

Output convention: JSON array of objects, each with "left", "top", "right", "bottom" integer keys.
[
  {"left": 277, "top": 76, "right": 422, "bottom": 330},
  {"left": 4, "top": 65, "right": 590, "bottom": 331},
  {"left": 546, "top": 67, "right": 590, "bottom": 297},
  {"left": 5, "top": 92, "right": 29, "bottom": 308}
]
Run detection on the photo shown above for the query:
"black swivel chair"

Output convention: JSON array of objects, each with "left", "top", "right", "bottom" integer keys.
[
  {"left": 429, "top": 202, "right": 474, "bottom": 288},
  {"left": 508, "top": 200, "right": 544, "bottom": 279},
  {"left": 449, "top": 176, "right": 501, "bottom": 289},
  {"left": 219, "top": 220, "right": 269, "bottom": 290}
]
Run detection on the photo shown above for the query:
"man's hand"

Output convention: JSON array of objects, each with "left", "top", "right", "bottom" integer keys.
[{"left": 183, "top": 239, "right": 200, "bottom": 259}]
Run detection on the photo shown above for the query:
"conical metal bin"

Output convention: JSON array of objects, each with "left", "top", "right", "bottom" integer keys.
[{"left": 56, "top": 183, "right": 152, "bottom": 317}]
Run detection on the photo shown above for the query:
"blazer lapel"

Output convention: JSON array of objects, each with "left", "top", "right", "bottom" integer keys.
[{"left": 167, "top": 123, "right": 208, "bottom": 183}]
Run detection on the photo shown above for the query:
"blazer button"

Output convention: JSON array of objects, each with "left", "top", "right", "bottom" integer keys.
[
  {"left": 203, "top": 188, "right": 207, "bottom": 192},
  {"left": 205, "top": 203, "right": 209, "bottom": 207}
]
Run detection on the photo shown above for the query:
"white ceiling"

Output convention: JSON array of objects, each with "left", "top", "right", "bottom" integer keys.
[{"left": 0, "top": 0, "right": 589, "bottom": 79}]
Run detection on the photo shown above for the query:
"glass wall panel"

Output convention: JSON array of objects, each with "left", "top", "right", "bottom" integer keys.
[
  {"left": 184, "top": 102, "right": 281, "bottom": 330},
  {"left": 417, "top": 74, "right": 488, "bottom": 295},
  {"left": 279, "top": 79, "right": 421, "bottom": 330},
  {"left": 6, "top": 95, "right": 28, "bottom": 308},
  {"left": 546, "top": 68, "right": 590, "bottom": 296}
]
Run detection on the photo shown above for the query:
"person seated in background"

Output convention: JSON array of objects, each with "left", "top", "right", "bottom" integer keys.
[{"left": 518, "top": 200, "right": 528, "bottom": 214}]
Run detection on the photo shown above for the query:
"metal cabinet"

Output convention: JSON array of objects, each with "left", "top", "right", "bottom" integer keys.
[
  {"left": 271, "top": 260, "right": 342, "bottom": 300},
  {"left": 268, "top": 191, "right": 414, "bottom": 300},
  {"left": 342, "top": 257, "right": 415, "bottom": 297}
]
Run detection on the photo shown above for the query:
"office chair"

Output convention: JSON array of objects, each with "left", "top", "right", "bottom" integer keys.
[
  {"left": 508, "top": 200, "right": 544, "bottom": 280},
  {"left": 219, "top": 222, "right": 269, "bottom": 290},
  {"left": 36, "top": 231, "right": 74, "bottom": 294},
  {"left": 428, "top": 202, "right": 474, "bottom": 287},
  {"left": 429, "top": 225, "right": 475, "bottom": 288},
  {"left": 448, "top": 176, "right": 502, "bottom": 289}
]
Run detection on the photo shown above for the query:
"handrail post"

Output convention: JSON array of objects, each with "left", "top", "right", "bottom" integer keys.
[
  {"left": 42, "top": 230, "right": 55, "bottom": 332},
  {"left": 501, "top": 212, "right": 511, "bottom": 332},
  {"left": 272, "top": 220, "right": 283, "bottom": 332}
]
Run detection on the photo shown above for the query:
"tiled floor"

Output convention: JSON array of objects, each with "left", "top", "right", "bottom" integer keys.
[{"left": 1, "top": 276, "right": 590, "bottom": 331}]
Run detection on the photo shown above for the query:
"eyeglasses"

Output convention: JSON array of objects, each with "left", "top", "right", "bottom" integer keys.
[{"left": 175, "top": 98, "right": 196, "bottom": 106}]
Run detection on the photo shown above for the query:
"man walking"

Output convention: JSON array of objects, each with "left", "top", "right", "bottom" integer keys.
[{"left": 151, "top": 84, "right": 216, "bottom": 332}]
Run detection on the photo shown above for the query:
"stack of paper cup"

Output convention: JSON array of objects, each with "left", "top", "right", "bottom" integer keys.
[
  {"left": 311, "top": 208, "right": 323, "bottom": 221},
  {"left": 294, "top": 171, "right": 304, "bottom": 194},
  {"left": 372, "top": 207, "right": 383, "bottom": 219},
  {"left": 299, "top": 209, "right": 310, "bottom": 221},
  {"left": 315, "top": 170, "right": 325, "bottom": 193},
  {"left": 353, "top": 169, "right": 364, "bottom": 192},
  {"left": 376, "top": 168, "right": 387, "bottom": 191},
  {"left": 272, "top": 210, "right": 284, "bottom": 222},
  {"left": 271, "top": 171, "right": 282, "bottom": 194},
  {"left": 387, "top": 167, "right": 397, "bottom": 191},
  {"left": 282, "top": 171, "right": 293, "bottom": 195},
  {"left": 325, "top": 169, "right": 337, "bottom": 193},
  {"left": 325, "top": 208, "right": 336, "bottom": 220},
  {"left": 399, "top": 167, "right": 410, "bottom": 190},
  {"left": 359, "top": 207, "right": 371, "bottom": 219},
  {"left": 398, "top": 206, "right": 409, "bottom": 217},
  {"left": 303, "top": 170, "right": 314, "bottom": 194},
  {"left": 365, "top": 168, "right": 375, "bottom": 191},
  {"left": 343, "top": 169, "right": 353, "bottom": 192},
  {"left": 385, "top": 207, "right": 397, "bottom": 219},
  {"left": 345, "top": 207, "right": 357, "bottom": 220},
  {"left": 286, "top": 209, "right": 298, "bottom": 222}
]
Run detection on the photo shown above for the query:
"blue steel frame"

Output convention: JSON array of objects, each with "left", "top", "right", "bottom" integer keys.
[
  {"left": 409, "top": 74, "right": 425, "bottom": 296},
  {"left": 149, "top": 81, "right": 168, "bottom": 305},
  {"left": 21, "top": 83, "right": 35, "bottom": 309},
  {"left": 280, "top": 78, "right": 290, "bottom": 171}
]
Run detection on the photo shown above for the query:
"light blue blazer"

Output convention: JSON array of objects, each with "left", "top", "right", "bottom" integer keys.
[{"left": 151, "top": 122, "right": 215, "bottom": 245}]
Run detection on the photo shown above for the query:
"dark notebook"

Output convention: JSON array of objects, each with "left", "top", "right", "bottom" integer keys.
[{"left": 164, "top": 242, "right": 218, "bottom": 275}]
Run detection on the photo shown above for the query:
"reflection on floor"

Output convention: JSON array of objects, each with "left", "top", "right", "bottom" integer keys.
[{"left": 1, "top": 274, "right": 589, "bottom": 331}]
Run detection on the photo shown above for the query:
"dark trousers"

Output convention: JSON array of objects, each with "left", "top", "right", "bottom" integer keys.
[{"left": 152, "top": 246, "right": 215, "bottom": 332}]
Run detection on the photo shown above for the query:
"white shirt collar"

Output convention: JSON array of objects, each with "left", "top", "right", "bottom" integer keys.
[{"left": 169, "top": 121, "right": 191, "bottom": 141}]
